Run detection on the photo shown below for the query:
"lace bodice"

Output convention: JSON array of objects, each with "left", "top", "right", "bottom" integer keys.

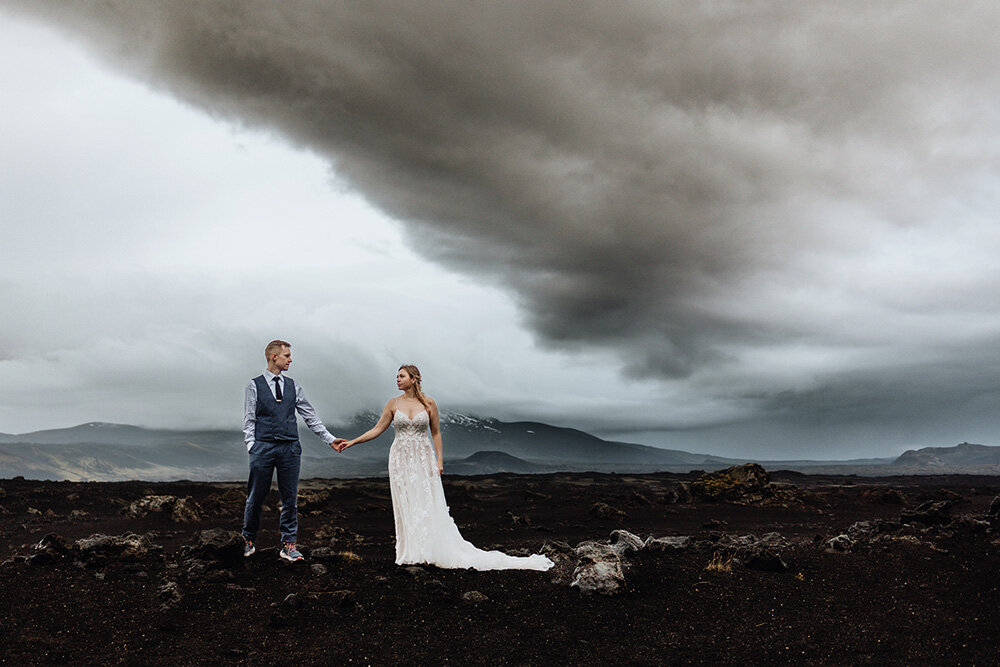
[{"left": 392, "top": 409, "right": 430, "bottom": 438}]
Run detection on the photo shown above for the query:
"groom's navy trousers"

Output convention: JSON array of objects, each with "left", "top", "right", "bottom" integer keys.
[{"left": 243, "top": 438, "right": 301, "bottom": 544}]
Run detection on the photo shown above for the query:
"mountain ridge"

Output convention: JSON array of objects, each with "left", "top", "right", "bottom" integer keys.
[{"left": 1, "top": 419, "right": 994, "bottom": 481}]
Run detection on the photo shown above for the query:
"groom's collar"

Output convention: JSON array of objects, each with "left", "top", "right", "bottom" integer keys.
[{"left": 264, "top": 369, "right": 282, "bottom": 381}]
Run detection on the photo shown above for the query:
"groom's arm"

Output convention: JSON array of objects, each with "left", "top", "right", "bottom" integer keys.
[
  {"left": 295, "top": 384, "right": 337, "bottom": 445},
  {"left": 243, "top": 381, "right": 257, "bottom": 451}
]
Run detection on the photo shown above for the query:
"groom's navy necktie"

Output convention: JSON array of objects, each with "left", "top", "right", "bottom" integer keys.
[{"left": 274, "top": 376, "right": 283, "bottom": 402}]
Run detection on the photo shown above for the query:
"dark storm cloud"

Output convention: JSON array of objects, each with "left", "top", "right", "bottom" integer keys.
[{"left": 6, "top": 0, "right": 1000, "bottom": 433}]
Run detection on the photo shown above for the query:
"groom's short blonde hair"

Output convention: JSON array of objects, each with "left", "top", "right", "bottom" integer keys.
[{"left": 264, "top": 339, "right": 291, "bottom": 361}]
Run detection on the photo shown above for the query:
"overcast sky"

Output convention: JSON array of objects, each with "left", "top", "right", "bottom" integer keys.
[{"left": 2, "top": 1, "right": 1000, "bottom": 459}]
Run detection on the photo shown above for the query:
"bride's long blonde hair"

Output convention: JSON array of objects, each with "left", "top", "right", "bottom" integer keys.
[{"left": 399, "top": 364, "right": 429, "bottom": 409}]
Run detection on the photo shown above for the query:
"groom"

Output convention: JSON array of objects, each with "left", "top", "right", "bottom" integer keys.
[{"left": 242, "top": 339, "right": 339, "bottom": 562}]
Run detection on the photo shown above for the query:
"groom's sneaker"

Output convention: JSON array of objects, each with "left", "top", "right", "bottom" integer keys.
[
  {"left": 243, "top": 539, "right": 255, "bottom": 558},
  {"left": 280, "top": 542, "right": 304, "bottom": 562}
]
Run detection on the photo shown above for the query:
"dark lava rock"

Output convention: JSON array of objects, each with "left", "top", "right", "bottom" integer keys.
[
  {"left": 589, "top": 501, "right": 628, "bottom": 521},
  {"left": 183, "top": 529, "right": 245, "bottom": 565},
  {"left": 662, "top": 488, "right": 681, "bottom": 504},
  {"left": 988, "top": 495, "right": 1000, "bottom": 528},
  {"left": 825, "top": 534, "right": 854, "bottom": 552},
  {"left": 75, "top": 532, "right": 162, "bottom": 565},
  {"left": 630, "top": 491, "right": 653, "bottom": 506},
  {"left": 859, "top": 488, "right": 907, "bottom": 505},
  {"left": 645, "top": 535, "right": 694, "bottom": 552},
  {"left": 690, "top": 464, "right": 771, "bottom": 503},
  {"left": 310, "top": 546, "right": 334, "bottom": 560},
  {"left": 124, "top": 495, "right": 202, "bottom": 523},
  {"left": 714, "top": 534, "right": 790, "bottom": 572},
  {"left": 507, "top": 511, "right": 531, "bottom": 526},
  {"left": 539, "top": 539, "right": 573, "bottom": 559},
  {"left": 689, "top": 464, "right": 811, "bottom": 507},
  {"left": 157, "top": 581, "right": 183, "bottom": 611},
  {"left": 900, "top": 500, "right": 955, "bottom": 525},
  {"left": 847, "top": 519, "right": 903, "bottom": 538},
  {"left": 30, "top": 533, "right": 73, "bottom": 565},
  {"left": 741, "top": 547, "right": 789, "bottom": 572}
]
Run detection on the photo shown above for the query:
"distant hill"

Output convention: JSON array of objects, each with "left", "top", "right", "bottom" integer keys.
[
  {"left": 2, "top": 420, "right": 996, "bottom": 481},
  {"left": 445, "top": 451, "right": 552, "bottom": 475},
  {"left": 892, "top": 442, "right": 1000, "bottom": 469},
  {"left": 0, "top": 415, "right": 741, "bottom": 481}
]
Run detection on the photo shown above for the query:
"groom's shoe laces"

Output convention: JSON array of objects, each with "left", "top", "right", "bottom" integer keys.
[{"left": 281, "top": 542, "right": 304, "bottom": 561}]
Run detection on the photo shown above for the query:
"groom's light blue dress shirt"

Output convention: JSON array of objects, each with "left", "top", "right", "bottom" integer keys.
[{"left": 243, "top": 370, "right": 336, "bottom": 450}]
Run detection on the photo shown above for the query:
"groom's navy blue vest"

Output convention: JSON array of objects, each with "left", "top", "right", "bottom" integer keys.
[{"left": 253, "top": 375, "right": 298, "bottom": 442}]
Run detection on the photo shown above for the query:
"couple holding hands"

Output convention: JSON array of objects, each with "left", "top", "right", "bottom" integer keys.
[{"left": 241, "top": 339, "right": 553, "bottom": 571}]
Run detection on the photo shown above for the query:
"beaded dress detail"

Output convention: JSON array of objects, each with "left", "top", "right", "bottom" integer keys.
[{"left": 387, "top": 409, "right": 553, "bottom": 570}]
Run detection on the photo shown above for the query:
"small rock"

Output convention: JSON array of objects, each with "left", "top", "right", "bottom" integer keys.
[
  {"left": 26, "top": 507, "right": 42, "bottom": 516},
  {"left": 570, "top": 541, "right": 625, "bottom": 595},
  {"left": 662, "top": 489, "right": 681, "bottom": 504},
  {"left": 988, "top": 495, "right": 1000, "bottom": 527},
  {"left": 825, "top": 534, "right": 853, "bottom": 552},
  {"left": 311, "top": 563, "right": 328, "bottom": 576},
  {"left": 645, "top": 535, "right": 693, "bottom": 552},
  {"left": 184, "top": 529, "right": 245, "bottom": 565},
  {"left": 609, "top": 529, "right": 645, "bottom": 554},
  {"left": 462, "top": 590, "right": 489, "bottom": 603},
  {"left": 538, "top": 540, "right": 574, "bottom": 560},
  {"left": 507, "top": 511, "right": 531, "bottom": 526},
  {"left": 740, "top": 546, "right": 789, "bottom": 572},
  {"left": 589, "top": 502, "right": 628, "bottom": 521},
  {"left": 158, "top": 581, "right": 183, "bottom": 611},
  {"left": 403, "top": 565, "right": 428, "bottom": 579},
  {"left": 630, "top": 491, "right": 653, "bottom": 506},
  {"left": 29, "top": 533, "right": 73, "bottom": 565}
]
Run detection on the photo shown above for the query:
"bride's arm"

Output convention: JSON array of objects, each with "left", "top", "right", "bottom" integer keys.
[
  {"left": 427, "top": 399, "right": 444, "bottom": 474},
  {"left": 341, "top": 400, "right": 395, "bottom": 450}
]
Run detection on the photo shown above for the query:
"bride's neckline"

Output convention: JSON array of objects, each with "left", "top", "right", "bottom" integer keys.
[{"left": 395, "top": 408, "right": 427, "bottom": 421}]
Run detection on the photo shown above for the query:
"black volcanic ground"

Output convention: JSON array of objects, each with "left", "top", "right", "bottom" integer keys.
[{"left": 2, "top": 469, "right": 1000, "bottom": 664}]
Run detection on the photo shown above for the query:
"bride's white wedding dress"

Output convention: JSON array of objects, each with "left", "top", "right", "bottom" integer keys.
[{"left": 388, "top": 409, "right": 554, "bottom": 571}]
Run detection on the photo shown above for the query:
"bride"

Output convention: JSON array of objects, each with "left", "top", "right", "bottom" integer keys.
[{"left": 334, "top": 365, "right": 553, "bottom": 571}]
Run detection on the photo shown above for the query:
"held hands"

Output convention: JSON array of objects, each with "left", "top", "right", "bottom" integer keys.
[{"left": 331, "top": 438, "right": 351, "bottom": 453}]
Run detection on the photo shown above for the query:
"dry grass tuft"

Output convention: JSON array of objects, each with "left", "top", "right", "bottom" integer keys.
[{"left": 704, "top": 552, "right": 734, "bottom": 574}]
